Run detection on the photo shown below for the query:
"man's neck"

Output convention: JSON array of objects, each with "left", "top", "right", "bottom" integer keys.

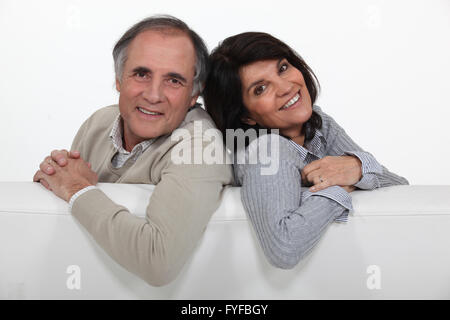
[{"left": 120, "top": 118, "right": 140, "bottom": 152}]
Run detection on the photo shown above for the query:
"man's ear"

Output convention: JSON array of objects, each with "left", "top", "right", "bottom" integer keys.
[
  {"left": 115, "top": 78, "right": 121, "bottom": 92},
  {"left": 189, "top": 94, "right": 199, "bottom": 108},
  {"left": 241, "top": 116, "right": 257, "bottom": 126}
]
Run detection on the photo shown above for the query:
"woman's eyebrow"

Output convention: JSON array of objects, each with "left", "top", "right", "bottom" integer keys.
[
  {"left": 246, "top": 59, "right": 284, "bottom": 94},
  {"left": 276, "top": 58, "right": 284, "bottom": 68},
  {"left": 247, "top": 79, "right": 264, "bottom": 94}
]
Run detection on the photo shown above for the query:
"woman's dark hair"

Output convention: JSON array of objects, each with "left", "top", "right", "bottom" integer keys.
[{"left": 203, "top": 32, "right": 322, "bottom": 142}]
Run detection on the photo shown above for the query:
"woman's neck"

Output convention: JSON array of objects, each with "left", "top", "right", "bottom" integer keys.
[
  {"left": 280, "top": 125, "right": 305, "bottom": 146},
  {"left": 290, "top": 135, "right": 305, "bottom": 146}
]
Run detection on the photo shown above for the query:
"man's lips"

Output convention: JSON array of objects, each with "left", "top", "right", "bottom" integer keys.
[{"left": 136, "top": 106, "right": 163, "bottom": 115}]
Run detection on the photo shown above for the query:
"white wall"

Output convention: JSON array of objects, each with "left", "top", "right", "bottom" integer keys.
[{"left": 0, "top": 0, "right": 449, "bottom": 184}]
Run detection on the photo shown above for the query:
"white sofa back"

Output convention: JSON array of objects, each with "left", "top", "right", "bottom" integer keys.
[{"left": 1, "top": 182, "right": 450, "bottom": 299}]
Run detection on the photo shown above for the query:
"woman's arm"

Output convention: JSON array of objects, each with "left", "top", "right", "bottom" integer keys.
[
  {"left": 316, "top": 107, "right": 409, "bottom": 189},
  {"left": 235, "top": 135, "right": 352, "bottom": 269}
]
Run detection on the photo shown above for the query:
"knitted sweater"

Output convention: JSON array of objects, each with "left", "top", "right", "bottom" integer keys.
[{"left": 70, "top": 105, "right": 233, "bottom": 286}]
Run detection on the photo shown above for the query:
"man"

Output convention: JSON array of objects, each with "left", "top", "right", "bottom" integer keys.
[{"left": 33, "top": 15, "right": 233, "bottom": 286}]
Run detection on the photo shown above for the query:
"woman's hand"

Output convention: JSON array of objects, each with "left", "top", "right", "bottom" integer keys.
[{"left": 301, "top": 155, "right": 362, "bottom": 192}]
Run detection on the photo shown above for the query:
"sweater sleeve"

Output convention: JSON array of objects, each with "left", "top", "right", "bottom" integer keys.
[
  {"left": 317, "top": 108, "right": 409, "bottom": 189},
  {"left": 71, "top": 131, "right": 233, "bottom": 286},
  {"left": 235, "top": 135, "right": 351, "bottom": 269}
]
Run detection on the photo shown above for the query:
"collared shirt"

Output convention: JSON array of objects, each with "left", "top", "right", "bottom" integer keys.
[
  {"left": 109, "top": 115, "right": 156, "bottom": 169},
  {"left": 69, "top": 114, "right": 155, "bottom": 210},
  {"left": 288, "top": 128, "right": 383, "bottom": 222},
  {"left": 234, "top": 105, "right": 408, "bottom": 268}
]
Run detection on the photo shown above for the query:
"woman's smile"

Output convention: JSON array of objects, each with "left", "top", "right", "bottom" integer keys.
[
  {"left": 279, "top": 90, "right": 301, "bottom": 111},
  {"left": 240, "top": 58, "right": 312, "bottom": 138}
]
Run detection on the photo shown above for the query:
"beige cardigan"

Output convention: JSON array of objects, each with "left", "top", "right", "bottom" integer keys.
[{"left": 70, "top": 105, "right": 233, "bottom": 286}]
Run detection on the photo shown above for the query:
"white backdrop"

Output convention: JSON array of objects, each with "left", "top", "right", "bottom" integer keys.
[{"left": 0, "top": 0, "right": 449, "bottom": 184}]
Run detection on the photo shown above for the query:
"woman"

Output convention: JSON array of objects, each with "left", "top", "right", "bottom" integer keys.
[{"left": 203, "top": 32, "right": 408, "bottom": 269}]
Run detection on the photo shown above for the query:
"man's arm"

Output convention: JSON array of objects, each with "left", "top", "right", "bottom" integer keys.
[
  {"left": 38, "top": 127, "right": 233, "bottom": 286},
  {"left": 71, "top": 159, "right": 231, "bottom": 286}
]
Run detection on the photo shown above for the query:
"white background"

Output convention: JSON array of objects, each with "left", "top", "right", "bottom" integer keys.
[{"left": 0, "top": 0, "right": 449, "bottom": 184}]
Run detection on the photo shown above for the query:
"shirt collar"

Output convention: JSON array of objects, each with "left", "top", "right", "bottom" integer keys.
[
  {"left": 305, "top": 129, "right": 327, "bottom": 158},
  {"left": 288, "top": 128, "right": 327, "bottom": 161},
  {"left": 109, "top": 115, "right": 154, "bottom": 155}
]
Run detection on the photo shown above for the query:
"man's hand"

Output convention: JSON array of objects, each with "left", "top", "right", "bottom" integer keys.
[
  {"left": 33, "top": 157, "right": 98, "bottom": 202},
  {"left": 39, "top": 149, "right": 83, "bottom": 175},
  {"left": 301, "top": 155, "right": 362, "bottom": 192}
]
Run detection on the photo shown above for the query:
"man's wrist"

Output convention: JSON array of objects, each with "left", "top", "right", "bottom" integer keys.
[
  {"left": 68, "top": 185, "right": 98, "bottom": 211},
  {"left": 65, "top": 181, "right": 94, "bottom": 202}
]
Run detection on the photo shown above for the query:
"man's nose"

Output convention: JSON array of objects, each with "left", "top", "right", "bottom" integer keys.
[{"left": 142, "top": 79, "right": 164, "bottom": 104}]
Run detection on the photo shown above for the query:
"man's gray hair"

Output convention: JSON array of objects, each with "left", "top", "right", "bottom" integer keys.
[{"left": 113, "top": 15, "right": 209, "bottom": 96}]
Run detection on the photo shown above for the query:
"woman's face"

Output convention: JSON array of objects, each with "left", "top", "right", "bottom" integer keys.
[{"left": 239, "top": 58, "right": 312, "bottom": 139}]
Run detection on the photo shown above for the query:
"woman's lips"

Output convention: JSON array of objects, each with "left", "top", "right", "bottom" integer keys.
[{"left": 279, "top": 90, "right": 302, "bottom": 111}]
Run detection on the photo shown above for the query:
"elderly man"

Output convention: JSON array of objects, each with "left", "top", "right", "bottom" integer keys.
[{"left": 33, "top": 15, "right": 233, "bottom": 286}]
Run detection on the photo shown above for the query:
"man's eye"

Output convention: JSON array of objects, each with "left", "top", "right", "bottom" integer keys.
[
  {"left": 168, "top": 78, "right": 182, "bottom": 86},
  {"left": 254, "top": 85, "right": 266, "bottom": 96},
  {"left": 134, "top": 71, "right": 149, "bottom": 79}
]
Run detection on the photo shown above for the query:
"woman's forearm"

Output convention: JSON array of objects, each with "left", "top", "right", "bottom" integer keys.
[
  {"left": 239, "top": 161, "right": 351, "bottom": 269},
  {"left": 242, "top": 185, "right": 348, "bottom": 269}
]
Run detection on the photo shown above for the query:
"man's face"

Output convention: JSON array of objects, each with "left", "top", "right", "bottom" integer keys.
[{"left": 116, "top": 29, "right": 198, "bottom": 151}]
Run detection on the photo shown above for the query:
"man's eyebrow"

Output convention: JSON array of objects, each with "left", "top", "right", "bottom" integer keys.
[
  {"left": 131, "top": 66, "right": 152, "bottom": 74},
  {"left": 247, "top": 58, "right": 284, "bottom": 94},
  {"left": 166, "top": 72, "right": 187, "bottom": 84},
  {"left": 130, "top": 67, "right": 187, "bottom": 83}
]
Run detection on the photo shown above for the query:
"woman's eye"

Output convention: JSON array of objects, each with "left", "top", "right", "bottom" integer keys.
[
  {"left": 279, "top": 63, "right": 288, "bottom": 73},
  {"left": 254, "top": 85, "right": 266, "bottom": 96}
]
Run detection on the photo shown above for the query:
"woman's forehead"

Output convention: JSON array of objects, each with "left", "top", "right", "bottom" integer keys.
[{"left": 239, "top": 59, "right": 285, "bottom": 84}]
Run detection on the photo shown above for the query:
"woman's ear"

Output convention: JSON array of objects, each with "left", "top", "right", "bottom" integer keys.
[{"left": 241, "top": 116, "right": 257, "bottom": 126}]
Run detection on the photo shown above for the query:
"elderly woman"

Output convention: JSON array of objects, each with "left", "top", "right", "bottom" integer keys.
[{"left": 203, "top": 32, "right": 408, "bottom": 269}]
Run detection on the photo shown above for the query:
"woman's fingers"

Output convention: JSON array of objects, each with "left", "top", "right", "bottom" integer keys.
[
  {"left": 309, "top": 175, "right": 332, "bottom": 192},
  {"left": 302, "top": 160, "right": 321, "bottom": 177}
]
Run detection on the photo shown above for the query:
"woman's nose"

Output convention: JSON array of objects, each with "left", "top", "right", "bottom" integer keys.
[{"left": 275, "top": 78, "right": 294, "bottom": 98}]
